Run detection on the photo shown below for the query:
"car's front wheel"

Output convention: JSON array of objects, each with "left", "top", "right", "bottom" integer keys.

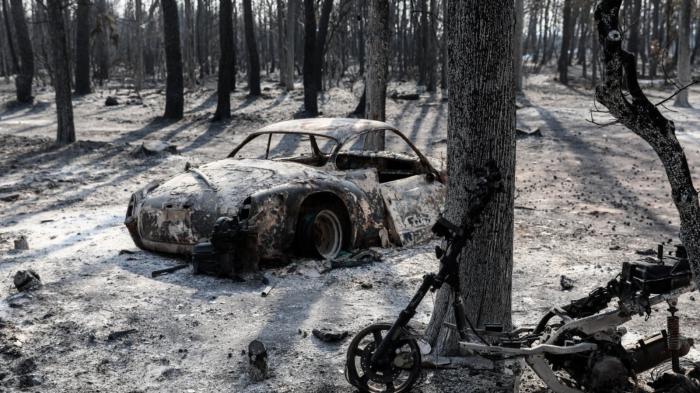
[{"left": 298, "top": 205, "right": 347, "bottom": 259}]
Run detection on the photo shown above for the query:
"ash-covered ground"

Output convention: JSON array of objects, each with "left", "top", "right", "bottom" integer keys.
[{"left": 1, "top": 69, "right": 699, "bottom": 392}]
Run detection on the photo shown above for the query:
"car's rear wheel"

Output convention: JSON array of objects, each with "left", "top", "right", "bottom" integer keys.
[{"left": 298, "top": 205, "right": 347, "bottom": 259}]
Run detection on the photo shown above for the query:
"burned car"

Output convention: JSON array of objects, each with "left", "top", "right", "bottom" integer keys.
[{"left": 125, "top": 118, "right": 446, "bottom": 274}]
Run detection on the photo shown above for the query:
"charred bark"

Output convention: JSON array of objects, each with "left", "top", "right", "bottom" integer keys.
[
  {"left": 363, "top": 0, "right": 389, "bottom": 150},
  {"left": 10, "top": 0, "right": 33, "bottom": 103},
  {"left": 313, "top": 0, "right": 332, "bottom": 92},
  {"left": 558, "top": 0, "right": 573, "bottom": 84},
  {"left": 674, "top": 0, "right": 692, "bottom": 108},
  {"left": 302, "top": 0, "right": 317, "bottom": 116},
  {"left": 47, "top": 0, "right": 75, "bottom": 143},
  {"left": 74, "top": 0, "right": 91, "bottom": 94},
  {"left": 243, "top": 0, "right": 261, "bottom": 96},
  {"left": 213, "top": 0, "right": 234, "bottom": 121},
  {"left": 1, "top": 0, "right": 18, "bottom": 73},
  {"left": 284, "top": 0, "right": 296, "bottom": 90},
  {"left": 425, "top": 0, "right": 515, "bottom": 355},
  {"left": 594, "top": 0, "right": 700, "bottom": 290},
  {"left": 161, "top": 0, "right": 184, "bottom": 119}
]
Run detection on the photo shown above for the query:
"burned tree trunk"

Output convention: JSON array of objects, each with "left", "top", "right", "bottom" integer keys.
[
  {"left": 425, "top": 0, "right": 515, "bottom": 354},
  {"left": 363, "top": 0, "right": 390, "bottom": 151},
  {"left": 514, "top": 0, "right": 524, "bottom": 92},
  {"left": 1, "top": 0, "right": 18, "bottom": 73},
  {"left": 302, "top": 0, "right": 318, "bottom": 116},
  {"left": 284, "top": 0, "right": 296, "bottom": 90},
  {"left": 161, "top": 0, "right": 184, "bottom": 119},
  {"left": 558, "top": 0, "right": 573, "bottom": 84},
  {"left": 10, "top": 0, "right": 33, "bottom": 103},
  {"left": 674, "top": 0, "right": 692, "bottom": 108},
  {"left": 594, "top": 0, "right": 700, "bottom": 290},
  {"left": 74, "top": 0, "right": 91, "bottom": 94},
  {"left": 46, "top": 0, "right": 75, "bottom": 143},
  {"left": 313, "top": 0, "right": 333, "bottom": 92},
  {"left": 213, "top": 0, "right": 234, "bottom": 120},
  {"left": 242, "top": 0, "right": 261, "bottom": 96}
]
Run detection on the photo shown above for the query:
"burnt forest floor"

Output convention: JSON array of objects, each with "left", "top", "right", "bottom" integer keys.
[{"left": 1, "top": 67, "right": 700, "bottom": 392}]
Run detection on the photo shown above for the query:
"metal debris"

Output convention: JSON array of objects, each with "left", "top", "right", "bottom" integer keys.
[{"left": 13, "top": 236, "right": 29, "bottom": 251}]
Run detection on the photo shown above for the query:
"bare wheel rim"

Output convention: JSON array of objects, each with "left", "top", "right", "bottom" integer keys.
[{"left": 311, "top": 210, "right": 343, "bottom": 259}]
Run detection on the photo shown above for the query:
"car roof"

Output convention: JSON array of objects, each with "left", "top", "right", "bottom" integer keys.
[{"left": 254, "top": 118, "right": 399, "bottom": 143}]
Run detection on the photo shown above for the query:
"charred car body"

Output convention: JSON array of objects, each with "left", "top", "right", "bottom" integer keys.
[{"left": 125, "top": 118, "right": 446, "bottom": 275}]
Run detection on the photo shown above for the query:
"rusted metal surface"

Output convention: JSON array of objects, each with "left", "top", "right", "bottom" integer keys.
[{"left": 125, "top": 118, "right": 447, "bottom": 269}]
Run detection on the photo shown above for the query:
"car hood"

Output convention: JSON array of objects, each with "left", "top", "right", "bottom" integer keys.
[{"left": 149, "top": 158, "right": 338, "bottom": 210}]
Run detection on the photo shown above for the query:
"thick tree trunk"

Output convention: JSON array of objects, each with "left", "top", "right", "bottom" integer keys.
[
  {"left": 594, "top": 0, "right": 700, "bottom": 291},
  {"left": 74, "top": 0, "right": 91, "bottom": 94},
  {"left": 514, "top": 0, "right": 524, "bottom": 92},
  {"left": 425, "top": 0, "right": 437, "bottom": 92},
  {"left": 10, "top": 0, "right": 32, "bottom": 103},
  {"left": 363, "top": 0, "right": 390, "bottom": 151},
  {"left": 425, "top": 0, "right": 515, "bottom": 355},
  {"left": 47, "top": 0, "right": 75, "bottom": 144},
  {"left": 161, "top": 0, "right": 184, "bottom": 119},
  {"left": 302, "top": 0, "right": 317, "bottom": 115},
  {"left": 284, "top": 0, "right": 296, "bottom": 90},
  {"left": 214, "top": 0, "right": 234, "bottom": 120},
  {"left": 313, "top": 0, "right": 332, "bottom": 92},
  {"left": 558, "top": 0, "right": 573, "bottom": 84},
  {"left": 674, "top": 0, "right": 692, "bottom": 108},
  {"left": 242, "top": 0, "right": 261, "bottom": 96}
]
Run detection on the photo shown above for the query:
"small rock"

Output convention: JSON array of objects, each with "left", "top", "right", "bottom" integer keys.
[
  {"left": 248, "top": 340, "right": 269, "bottom": 382},
  {"left": 560, "top": 275, "right": 575, "bottom": 291},
  {"left": 312, "top": 328, "right": 349, "bottom": 343},
  {"left": 105, "top": 96, "right": 119, "bottom": 106},
  {"left": 107, "top": 329, "right": 137, "bottom": 341},
  {"left": 359, "top": 282, "right": 373, "bottom": 289},
  {"left": 13, "top": 270, "right": 41, "bottom": 292},
  {"left": 13, "top": 236, "right": 29, "bottom": 251},
  {"left": 609, "top": 245, "right": 621, "bottom": 251}
]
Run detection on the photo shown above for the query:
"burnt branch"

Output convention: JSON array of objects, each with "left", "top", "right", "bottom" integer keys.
[{"left": 594, "top": 0, "right": 700, "bottom": 289}]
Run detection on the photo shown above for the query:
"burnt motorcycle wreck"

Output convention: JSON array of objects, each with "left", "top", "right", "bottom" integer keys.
[{"left": 345, "top": 163, "right": 699, "bottom": 393}]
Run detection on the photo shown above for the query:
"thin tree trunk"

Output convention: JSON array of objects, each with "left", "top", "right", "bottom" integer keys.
[
  {"left": 94, "top": 0, "right": 109, "bottom": 83},
  {"left": 276, "top": 0, "right": 286, "bottom": 85},
  {"left": 1, "top": 0, "right": 18, "bottom": 73},
  {"left": 134, "top": 0, "right": 144, "bottom": 92},
  {"left": 558, "top": 0, "right": 573, "bottom": 84},
  {"left": 183, "top": 0, "right": 195, "bottom": 86},
  {"left": 425, "top": 0, "right": 515, "bottom": 355},
  {"left": 674, "top": 0, "right": 692, "bottom": 107},
  {"left": 242, "top": 0, "right": 261, "bottom": 96},
  {"left": 214, "top": 0, "right": 233, "bottom": 120},
  {"left": 284, "top": 0, "right": 296, "bottom": 90},
  {"left": 10, "top": 0, "right": 33, "bottom": 102},
  {"left": 302, "top": 0, "right": 317, "bottom": 115},
  {"left": 514, "top": 0, "right": 524, "bottom": 92},
  {"left": 74, "top": 0, "right": 91, "bottom": 94},
  {"left": 161, "top": 0, "right": 184, "bottom": 119},
  {"left": 47, "top": 0, "right": 75, "bottom": 143},
  {"left": 649, "top": 0, "right": 660, "bottom": 78},
  {"left": 363, "top": 0, "right": 390, "bottom": 150},
  {"left": 313, "top": 0, "right": 332, "bottom": 92}
]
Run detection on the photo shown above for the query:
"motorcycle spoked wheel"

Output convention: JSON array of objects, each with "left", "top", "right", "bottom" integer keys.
[{"left": 345, "top": 323, "right": 422, "bottom": 393}]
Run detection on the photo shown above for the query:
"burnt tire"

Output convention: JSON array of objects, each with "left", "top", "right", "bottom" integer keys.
[{"left": 297, "top": 204, "right": 349, "bottom": 259}]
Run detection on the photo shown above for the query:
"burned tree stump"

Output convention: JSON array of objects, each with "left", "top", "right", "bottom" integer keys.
[
  {"left": 247, "top": 340, "right": 268, "bottom": 381},
  {"left": 594, "top": 0, "right": 700, "bottom": 289}
]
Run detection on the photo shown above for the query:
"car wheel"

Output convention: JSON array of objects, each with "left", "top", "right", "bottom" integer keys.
[{"left": 298, "top": 206, "right": 346, "bottom": 259}]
